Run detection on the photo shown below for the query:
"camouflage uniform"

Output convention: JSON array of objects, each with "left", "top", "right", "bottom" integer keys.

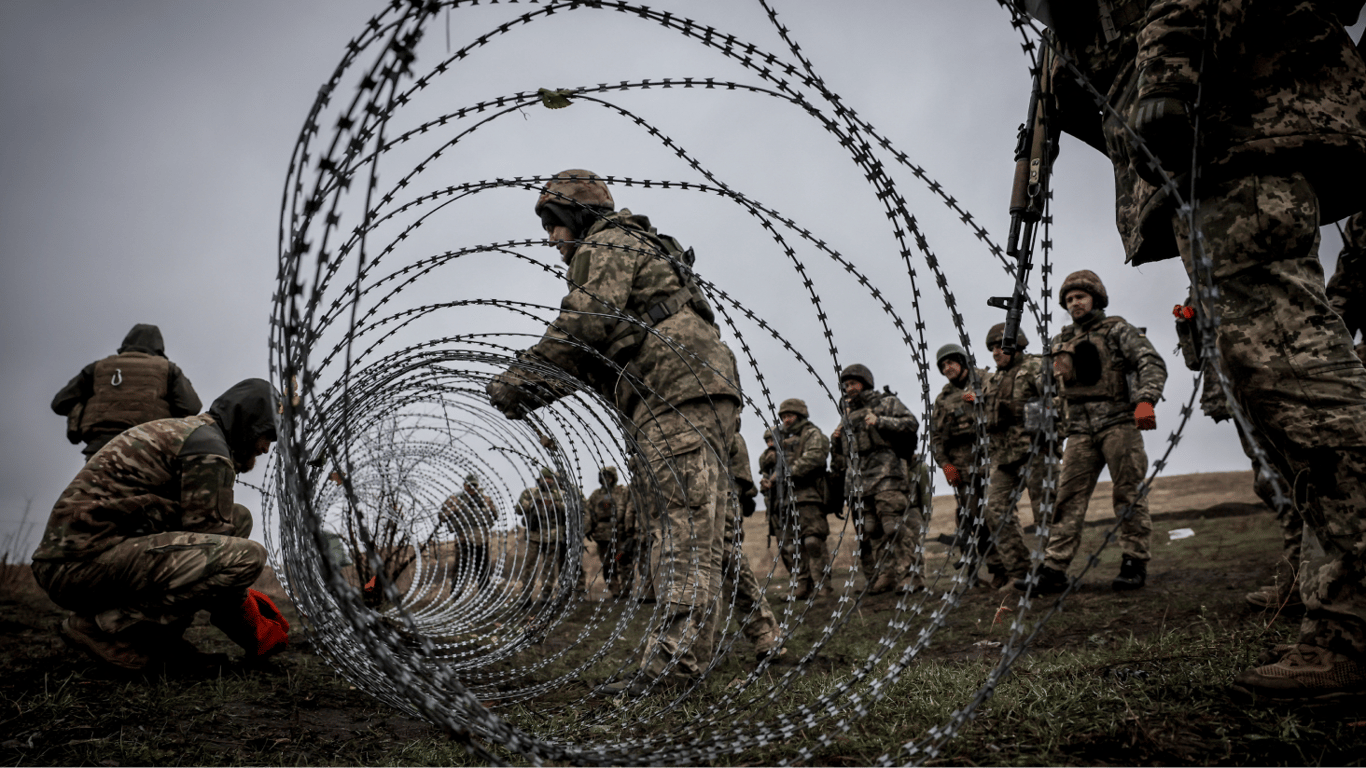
[
  {"left": 981, "top": 332, "right": 1048, "bottom": 583},
  {"left": 1042, "top": 2, "right": 1366, "bottom": 686},
  {"left": 439, "top": 479, "right": 498, "bottom": 590},
  {"left": 31, "top": 379, "right": 276, "bottom": 669},
  {"left": 489, "top": 171, "right": 740, "bottom": 683},
  {"left": 830, "top": 366, "right": 922, "bottom": 593},
  {"left": 931, "top": 354, "right": 991, "bottom": 562},
  {"left": 767, "top": 400, "right": 831, "bottom": 599},
  {"left": 1327, "top": 211, "right": 1365, "bottom": 342},
  {"left": 1043, "top": 272, "right": 1167, "bottom": 586},
  {"left": 515, "top": 473, "right": 571, "bottom": 603},
  {"left": 585, "top": 467, "right": 634, "bottom": 598},
  {"left": 51, "top": 324, "right": 202, "bottom": 458}
]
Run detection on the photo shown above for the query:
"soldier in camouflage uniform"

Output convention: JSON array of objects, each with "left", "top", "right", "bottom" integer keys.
[
  {"left": 930, "top": 344, "right": 990, "bottom": 571},
  {"left": 487, "top": 170, "right": 740, "bottom": 692},
  {"left": 978, "top": 323, "right": 1048, "bottom": 590},
  {"left": 585, "top": 466, "right": 634, "bottom": 599},
  {"left": 515, "top": 467, "right": 571, "bottom": 604},
  {"left": 758, "top": 428, "right": 777, "bottom": 515},
  {"left": 1029, "top": 0, "right": 1366, "bottom": 696},
  {"left": 760, "top": 398, "right": 831, "bottom": 600},
  {"left": 439, "top": 474, "right": 498, "bottom": 591},
  {"left": 51, "top": 324, "right": 202, "bottom": 459},
  {"left": 1016, "top": 271, "right": 1167, "bottom": 594},
  {"left": 31, "top": 378, "right": 286, "bottom": 672},
  {"left": 830, "top": 364, "right": 923, "bottom": 594}
]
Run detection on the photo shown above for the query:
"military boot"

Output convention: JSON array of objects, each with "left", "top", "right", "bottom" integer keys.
[
  {"left": 1111, "top": 556, "right": 1147, "bottom": 591},
  {"left": 1232, "top": 644, "right": 1366, "bottom": 701},
  {"left": 754, "top": 629, "right": 787, "bottom": 663},
  {"left": 868, "top": 571, "right": 899, "bottom": 595},
  {"left": 61, "top": 615, "right": 152, "bottom": 671},
  {"left": 1014, "top": 566, "right": 1068, "bottom": 594},
  {"left": 1245, "top": 582, "right": 1303, "bottom": 612},
  {"left": 791, "top": 579, "right": 815, "bottom": 601}
]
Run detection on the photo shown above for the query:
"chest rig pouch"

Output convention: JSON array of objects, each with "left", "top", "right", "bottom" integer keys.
[
  {"left": 1052, "top": 317, "right": 1132, "bottom": 403},
  {"left": 600, "top": 230, "right": 716, "bottom": 366}
]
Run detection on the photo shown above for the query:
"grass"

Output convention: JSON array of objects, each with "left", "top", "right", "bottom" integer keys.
[{"left": 3, "top": 508, "right": 1364, "bottom": 766}]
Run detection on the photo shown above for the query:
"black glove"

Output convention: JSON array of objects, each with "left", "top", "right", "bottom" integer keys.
[
  {"left": 1129, "top": 94, "right": 1194, "bottom": 187},
  {"left": 739, "top": 494, "right": 756, "bottom": 518}
]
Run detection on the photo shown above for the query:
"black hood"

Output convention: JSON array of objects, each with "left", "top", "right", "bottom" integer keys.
[
  {"left": 118, "top": 324, "right": 166, "bottom": 356},
  {"left": 208, "top": 378, "right": 279, "bottom": 461}
]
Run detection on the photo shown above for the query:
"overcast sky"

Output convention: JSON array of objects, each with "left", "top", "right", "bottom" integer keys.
[{"left": 2, "top": 2, "right": 1361, "bottom": 556}]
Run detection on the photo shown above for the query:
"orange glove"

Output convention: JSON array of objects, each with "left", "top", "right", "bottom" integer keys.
[
  {"left": 942, "top": 464, "right": 964, "bottom": 488},
  {"left": 1134, "top": 402, "right": 1156, "bottom": 431},
  {"left": 962, "top": 391, "right": 976, "bottom": 403},
  {"left": 1173, "top": 305, "right": 1196, "bottom": 321},
  {"left": 240, "top": 589, "right": 290, "bottom": 657}
]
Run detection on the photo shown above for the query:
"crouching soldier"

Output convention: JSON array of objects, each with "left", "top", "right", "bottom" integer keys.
[{"left": 31, "top": 379, "right": 287, "bottom": 672}]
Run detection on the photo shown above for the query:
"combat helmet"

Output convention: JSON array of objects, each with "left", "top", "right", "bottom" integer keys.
[
  {"left": 464, "top": 473, "right": 480, "bottom": 487},
  {"left": 599, "top": 466, "right": 618, "bottom": 485},
  {"left": 838, "top": 364, "right": 875, "bottom": 390},
  {"left": 935, "top": 344, "right": 967, "bottom": 369},
  {"left": 762, "top": 427, "right": 774, "bottom": 443},
  {"left": 534, "top": 169, "right": 614, "bottom": 232},
  {"left": 986, "top": 323, "right": 1028, "bottom": 350},
  {"left": 778, "top": 398, "right": 809, "bottom": 419},
  {"left": 1058, "top": 270, "right": 1109, "bottom": 310}
]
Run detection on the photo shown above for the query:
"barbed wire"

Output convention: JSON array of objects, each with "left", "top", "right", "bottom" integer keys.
[{"left": 258, "top": 1, "right": 1246, "bottom": 764}]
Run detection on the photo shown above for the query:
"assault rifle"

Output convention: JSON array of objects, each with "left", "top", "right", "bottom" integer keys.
[{"left": 988, "top": 37, "right": 1058, "bottom": 354}]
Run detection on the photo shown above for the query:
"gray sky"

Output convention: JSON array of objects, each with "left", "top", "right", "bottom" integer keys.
[{"left": 3, "top": 2, "right": 1360, "bottom": 556}]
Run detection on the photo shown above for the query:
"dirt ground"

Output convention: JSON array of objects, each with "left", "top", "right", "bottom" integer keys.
[{"left": 2, "top": 469, "right": 1312, "bottom": 766}]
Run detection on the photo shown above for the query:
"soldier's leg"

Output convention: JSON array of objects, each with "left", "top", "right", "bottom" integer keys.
[
  {"left": 984, "top": 460, "right": 1031, "bottom": 583},
  {"left": 1176, "top": 174, "right": 1366, "bottom": 688},
  {"left": 884, "top": 492, "right": 927, "bottom": 592},
  {"left": 1042, "top": 433, "right": 1105, "bottom": 573},
  {"left": 868, "top": 490, "right": 909, "bottom": 594},
  {"left": 34, "top": 531, "right": 265, "bottom": 667},
  {"left": 638, "top": 400, "right": 733, "bottom": 680},
  {"left": 853, "top": 501, "right": 883, "bottom": 590},
  {"left": 1023, "top": 450, "right": 1055, "bottom": 530},
  {"left": 1099, "top": 424, "right": 1153, "bottom": 561},
  {"left": 797, "top": 501, "right": 831, "bottom": 593},
  {"left": 776, "top": 509, "right": 807, "bottom": 589}
]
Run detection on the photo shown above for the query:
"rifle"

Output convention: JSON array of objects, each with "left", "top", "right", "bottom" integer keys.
[{"left": 988, "top": 36, "right": 1057, "bottom": 354}]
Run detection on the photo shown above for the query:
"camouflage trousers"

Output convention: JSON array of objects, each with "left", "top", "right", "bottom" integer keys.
[
  {"left": 32, "top": 504, "right": 264, "bottom": 636},
  {"left": 853, "top": 489, "right": 923, "bottom": 587},
  {"left": 593, "top": 536, "right": 636, "bottom": 598},
  {"left": 942, "top": 442, "right": 989, "bottom": 557},
  {"left": 637, "top": 397, "right": 737, "bottom": 679},
  {"left": 1174, "top": 171, "right": 1366, "bottom": 655},
  {"left": 1235, "top": 414, "right": 1303, "bottom": 588},
  {"left": 523, "top": 533, "right": 571, "bottom": 602},
  {"left": 700, "top": 510, "right": 779, "bottom": 660},
  {"left": 982, "top": 454, "right": 1043, "bottom": 577},
  {"left": 775, "top": 501, "right": 831, "bottom": 590},
  {"left": 1044, "top": 422, "right": 1152, "bottom": 571}
]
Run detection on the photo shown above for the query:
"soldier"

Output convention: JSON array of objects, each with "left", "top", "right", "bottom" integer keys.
[
  {"left": 829, "top": 364, "right": 923, "bottom": 594},
  {"left": 1015, "top": 271, "right": 1166, "bottom": 594},
  {"left": 487, "top": 170, "right": 740, "bottom": 693},
  {"left": 52, "top": 324, "right": 202, "bottom": 459},
  {"left": 977, "top": 323, "right": 1047, "bottom": 590},
  {"left": 514, "top": 467, "right": 570, "bottom": 604},
  {"left": 31, "top": 378, "right": 286, "bottom": 672},
  {"left": 1025, "top": 0, "right": 1366, "bottom": 697},
  {"left": 439, "top": 474, "right": 498, "bottom": 592},
  {"left": 758, "top": 428, "right": 777, "bottom": 516},
  {"left": 585, "top": 466, "right": 634, "bottom": 599},
  {"left": 760, "top": 398, "right": 831, "bottom": 600},
  {"left": 930, "top": 344, "right": 990, "bottom": 570}
]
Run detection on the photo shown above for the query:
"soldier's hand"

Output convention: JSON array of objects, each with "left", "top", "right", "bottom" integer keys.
[
  {"left": 942, "top": 463, "right": 964, "bottom": 488},
  {"left": 831, "top": 424, "right": 842, "bottom": 439},
  {"left": 863, "top": 412, "right": 878, "bottom": 427},
  {"left": 1134, "top": 402, "right": 1157, "bottom": 431},
  {"left": 487, "top": 371, "right": 531, "bottom": 420},
  {"left": 962, "top": 391, "right": 976, "bottom": 404},
  {"left": 1129, "top": 94, "right": 1194, "bottom": 186},
  {"left": 760, "top": 476, "right": 772, "bottom": 492}
]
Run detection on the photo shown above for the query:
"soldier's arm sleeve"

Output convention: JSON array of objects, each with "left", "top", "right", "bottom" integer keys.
[
  {"left": 828, "top": 432, "right": 847, "bottom": 475},
  {"left": 1327, "top": 212, "right": 1366, "bottom": 338},
  {"left": 1049, "top": 42, "right": 1106, "bottom": 153},
  {"left": 166, "top": 363, "right": 203, "bottom": 417},
  {"left": 1134, "top": 0, "right": 1213, "bottom": 101},
  {"left": 523, "top": 234, "right": 636, "bottom": 385},
  {"left": 1120, "top": 322, "right": 1168, "bottom": 404},
  {"left": 875, "top": 396, "right": 920, "bottom": 436},
  {"left": 178, "top": 453, "right": 239, "bottom": 536},
  {"left": 51, "top": 363, "right": 96, "bottom": 416},
  {"left": 788, "top": 428, "right": 829, "bottom": 479}
]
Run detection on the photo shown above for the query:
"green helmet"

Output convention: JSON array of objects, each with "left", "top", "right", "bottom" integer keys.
[
  {"left": 1058, "top": 269, "right": 1109, "bottom": 310},
  {"left": 838, "top": 364, "right": 875, "bottom": 390},
  {"left": 464, "top": 473, "right": 479, "bottom": 487},
  {"left": 935, "top": 343, "right": 967, "bottom": 367},
  {"left": 534, "top": 169, "right": 614, "bottom": 225},
  {"left": 599, "top": 466, "right": 618, "bottom": 485},
  {"left": 986, "top": 323, "right": 1028, "bottom": 350},
  {"left": 778, "top": 398, "right": 809, "bottom": 418}
]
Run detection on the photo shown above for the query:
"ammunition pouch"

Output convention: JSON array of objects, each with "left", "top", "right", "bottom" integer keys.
[
  {"left": 1053, "top": 319, "right": 1132, "bottom": 404},
  {"left": 1023, "top": 398, "right": 1046, "bottom": 434}
]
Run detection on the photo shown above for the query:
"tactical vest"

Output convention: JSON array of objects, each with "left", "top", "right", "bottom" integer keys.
[
  {"left": 1052, "top": 316, "right": 1130, "bottom": 403},
  {"left": 987, "top": 362, "right": 1023, "bottom": 434},
  {"left": 597, "top": 229, "right": 716, "bottom": 365},
  {"left": 80, "top": 353, "right": 171, "bottom": 436},
  {"left": 778, "top": 420, "right": 827, "bottom": 498}
]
